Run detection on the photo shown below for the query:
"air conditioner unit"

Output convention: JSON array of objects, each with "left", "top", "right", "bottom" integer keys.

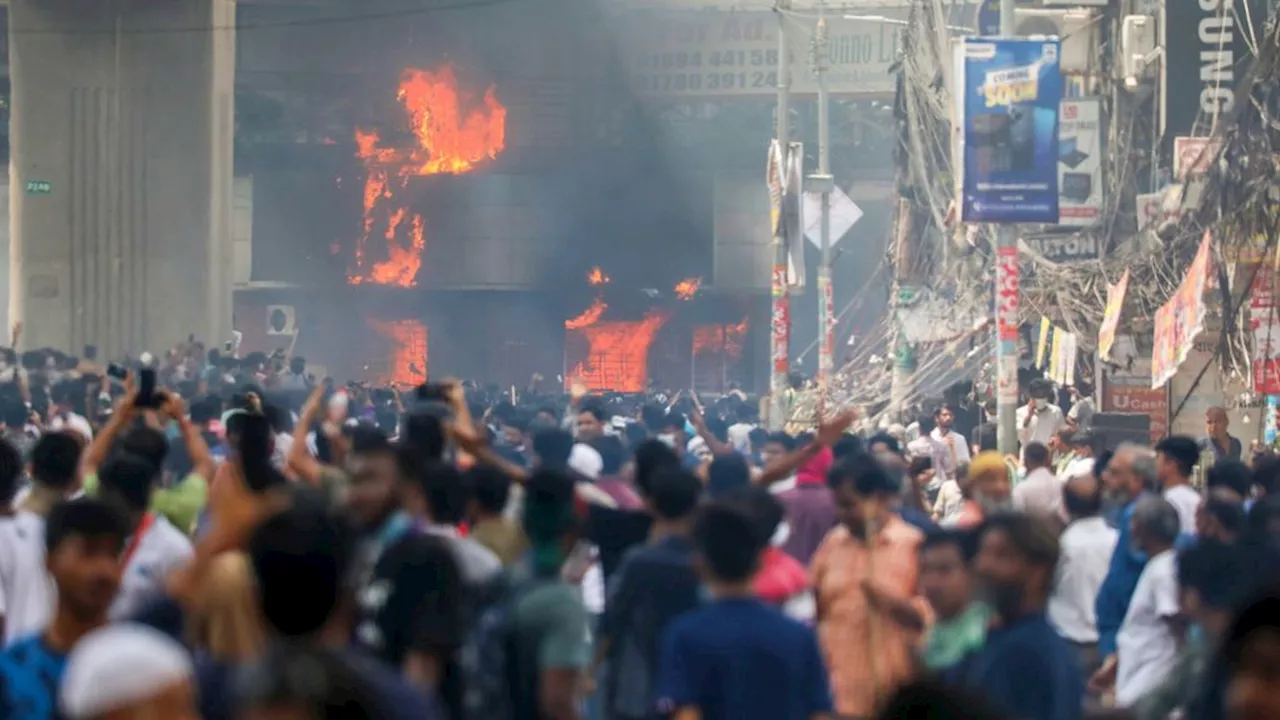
[
  {"left": 266, "top": 305, "right": 296, "bottom": 336},
  {"left": 1013, "top": 8, "right": 1098, "bottom": 74}
]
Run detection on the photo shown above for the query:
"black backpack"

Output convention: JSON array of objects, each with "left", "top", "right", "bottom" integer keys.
[{"left": 459, "top": 577, "right": 547, "bottom": 720}]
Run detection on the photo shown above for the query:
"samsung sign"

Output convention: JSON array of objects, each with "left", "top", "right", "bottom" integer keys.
[{"left": 1166, "top": 0, "right": 1265, "bottom": 137}]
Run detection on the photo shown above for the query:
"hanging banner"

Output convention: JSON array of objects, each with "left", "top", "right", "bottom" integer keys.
[
  {"left": 956, "top": 37, "right": 1063, "bottom": 224},
  {"left": 1063, "top": 331, "right": 1077, "bottom": 386},
  {"left": 1048, "top": 327, "right": 1062, "bottom": 382},
  {"left": 1251, "top": 266, "right": 1280, "bottom": 394},
  {"left": 1057, "top": 98, "right": 1104, "bottom": 227},
  {"left": 767, "top": 140, "right": 806, "bottom": 290},
  {"left": 1152, "top": 233, "right": 1214, "bottom": 388},
  {"left": 1035, "top": 316, "right": 1051, "bottom": 368},
  {"left": 1098, "top": 269, "right": 1130, "bottom": 362}
]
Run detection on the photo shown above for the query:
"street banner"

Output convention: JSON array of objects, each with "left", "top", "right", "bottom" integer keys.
[
  {"left": 1098, "top": 269, "right": 1130, "bottom": 362},
  {"left": 1049, "top": 327, "right": 1062, "bottom": 382},
  {"left": 956, "top": 37, "right": 1063, "bottom": 224},
  {"left": 1057, "top": 98, "right": 1103, "bottom": 227},
  {"left": 1036, "top": 316, "right": 1051, "bottom": 368},
  {"left": 1152, "top": 233, "right": 1214, "bottom": 388},
  {"left": 1251, "top": 266, "right": 1280, "bottom": 393},
  {"left": 767, "top": 140, "right": 805, "bottom": 289}
]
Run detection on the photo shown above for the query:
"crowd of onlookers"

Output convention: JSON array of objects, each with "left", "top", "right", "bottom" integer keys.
[{"left": 0, "top": 338, "right": 1276, "bottom": 719}]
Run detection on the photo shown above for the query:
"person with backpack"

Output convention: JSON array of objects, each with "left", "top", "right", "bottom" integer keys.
[
  {"left": 594, "top": 467, "right": 704, "bottom": 720},
  {"left": 463, "top": 468, "right": 589, "bottom": 720}
]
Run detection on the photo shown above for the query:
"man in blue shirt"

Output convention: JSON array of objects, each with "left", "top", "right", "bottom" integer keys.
[
  {"left": 968, "top": 512, "right": 1082, "bottom": 720},
  {"left": 656, "top": 501, "right": 832, "bottom": 720},
  {"left": 1093, "top": 443, "right": 1158, "bottom": 688},
  {"left": 0, "top": 498, "right": 128, "bottom": 719},
  {"left": 597, "top": 468, "right": 704, "bottom": 720}
]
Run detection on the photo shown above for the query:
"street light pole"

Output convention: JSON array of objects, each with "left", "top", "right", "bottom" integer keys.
[
  {"left": 813, "top": 6, "right": 835, "bottom": 386},
  {"left": 995, "top": 0, "right": 1020, "bottom": 456},
  {"left": 769, "top": 0, "right": 793, "bottom": 429}
]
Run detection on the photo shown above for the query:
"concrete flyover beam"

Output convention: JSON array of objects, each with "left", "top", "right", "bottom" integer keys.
[{"left": 9, "top": 0, "right": 236, "bottom": 358}]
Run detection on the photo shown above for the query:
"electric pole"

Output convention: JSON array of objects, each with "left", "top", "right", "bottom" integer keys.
[
  {"left": 769, "top": 0, "right": 793, "bottom": 429},
  {"left": 995, "top": 0, "right": 1020, "bottom": 456},
  {"left": 812, "top": 5, "right": 835, "bottom": 386}
]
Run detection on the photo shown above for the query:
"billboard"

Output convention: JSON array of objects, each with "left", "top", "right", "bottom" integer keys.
[
  {"left": 956, "top": 37, "right": 1063, "bottom": 224},
  {"left": 1057, "top": 98, "right": 1103, "bottom": 227},
  {"left": 1164, "top": 0, "right": 1268, "bottom": 138}
]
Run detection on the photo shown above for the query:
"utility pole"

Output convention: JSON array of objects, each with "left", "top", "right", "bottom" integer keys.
[
  {"left": 769, "top": 0, "right": 792, "bottom": 429},
  {"left": 812, "top": 5, "right": 836, "bottom": 386},
  {"left": 995, "top": 0, "right": 1020, "bottom": 456}
]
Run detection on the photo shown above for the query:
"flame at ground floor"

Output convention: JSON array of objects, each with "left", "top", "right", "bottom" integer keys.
[{"left": 233, "top": 285, "right": 769, "bottom": 394}]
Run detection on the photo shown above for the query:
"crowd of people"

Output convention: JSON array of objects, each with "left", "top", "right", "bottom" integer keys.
[{"left": 0, "top": 339, "right": 1275, "bottom": 719}]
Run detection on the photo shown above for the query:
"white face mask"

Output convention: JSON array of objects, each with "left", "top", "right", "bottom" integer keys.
[
  {"left": 1034, "top": 398, "right": 1048, "bottom": 411},
  {"left": 986, "top": 412, "right": 997, "bottom": 423},
  {"left": 657, "top": 433, "right": 678, "bottom": 449}
]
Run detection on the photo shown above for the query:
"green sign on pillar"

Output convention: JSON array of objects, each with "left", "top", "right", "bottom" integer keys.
[{"left": 25, "top": 180, "right": 51, "bottom": 195}]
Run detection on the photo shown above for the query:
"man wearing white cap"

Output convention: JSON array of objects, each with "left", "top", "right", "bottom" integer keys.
[{"left": 59, "top": 624, "right": 197, "bottom": 719}]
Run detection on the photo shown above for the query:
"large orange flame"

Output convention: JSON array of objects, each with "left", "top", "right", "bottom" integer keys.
[
  {"left": 369, "top": 319, "right": 429, "bottom": 386},
  {"left": 567, "top": 311, "right": 671, "bottom": 393},
  {"left": 350, "top": 65, "right": 507, "bottom": 287}
]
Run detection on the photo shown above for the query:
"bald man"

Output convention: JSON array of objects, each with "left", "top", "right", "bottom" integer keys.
[
  {"left": 1199, "top": 407, "right": 1242, "bottom": 464},
  {"left": 1049, "top": 472, "right": 1120, "bottom": 689}
]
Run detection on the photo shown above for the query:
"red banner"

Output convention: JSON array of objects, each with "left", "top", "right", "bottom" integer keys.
[
  {"left": 771, "top": 264, "right": 790, "bottom": 374},
  {"left": 1252, "top": 266, "right": 1280, "bottom": 393},
  {"left": 1152, "top": 233, "right": 1212, "bottom": 388},
  {"left": 995, "top": 244, "right": 1019, "bottom": 342}
]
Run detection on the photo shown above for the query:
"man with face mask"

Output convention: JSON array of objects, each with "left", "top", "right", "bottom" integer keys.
[
  {"left": 968, "top": 513, "right": 1082, "bottom": 720},
  {"left": 1016, "top": 379, "right": 1065, "bottom": 452},
  {"left": 812, "top": 453, "right": 927, "bottom": 719}
]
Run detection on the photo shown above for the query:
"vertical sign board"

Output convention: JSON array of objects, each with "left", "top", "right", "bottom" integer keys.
[
  {"left": 956, "top": 37, "right": 1063, "bottom": 224},
  {"left": 1056, "top": 99, "right": 1103, "bottom": 227},
  {"left": 1164, "top": 0, "right": 1267, "bottom": 141}
]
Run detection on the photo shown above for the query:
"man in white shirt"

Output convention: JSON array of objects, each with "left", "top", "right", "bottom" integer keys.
[
  {"left": 1016, "top": 380, "right": 1066, "bottom": 451},
  {"left": 1, "top": 433, "right": 83, "bottom": 643},
  {"left": 1108, "top": 496, "right": 1182, "bottom": 707},
  {"left": 1061, "top": 431, "right": 1097, "bottom": 482},
  {"left": 1049, "top": 473, "right": 1118, "bottom": 685},
  {"left": 97, "top": 455, "right": 193, "bottom": 620},
  {"left": 930, "top": 405, "right": 970, "bottom": 485},
  {"left": 1012, "top": 442, "right": 1063, "bottom": 517},
  {"left": 1066, "top": 382, "right": 1096, "bottom": 431},
  {"left": 1154, "top": 436, "right": 1202, "bottom": 536}
]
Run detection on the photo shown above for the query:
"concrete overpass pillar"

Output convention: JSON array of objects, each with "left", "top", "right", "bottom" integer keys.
[{"left": 8, "top": 0, "right": 236, "bottom": 359}]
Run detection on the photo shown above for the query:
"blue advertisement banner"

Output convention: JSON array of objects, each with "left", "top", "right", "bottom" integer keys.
[{"left": 958, "top": 38, "right": 1062, "bottom": 224}]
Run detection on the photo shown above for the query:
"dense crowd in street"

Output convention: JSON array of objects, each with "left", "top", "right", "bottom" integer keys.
[{"left": 0, "top": 338, "right": 1274, "bottom": 719}]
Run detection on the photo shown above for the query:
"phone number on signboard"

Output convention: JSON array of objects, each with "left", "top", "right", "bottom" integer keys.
[
  {"left": 633, "top": 71, "right": 779, "bottom": 93},
  {"left": 630, "top": 49, "right": 779, "bottom": 93}
]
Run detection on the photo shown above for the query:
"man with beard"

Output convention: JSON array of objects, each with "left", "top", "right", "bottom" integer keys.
[
  {"left": 967, "top": 512, "right": 1082, "bottom": 720},
  {"left": 944, "top": 452, "right": 1011, "bottom": 530},
  {"left": 1093, "top": 443, "right": 1158, "bottom": 698},
  {"left": 1093, "top": 496, "right": 1182, "bottom": 707},
  {"left": 812, "top": 453, "right": 927, "bottom": 718}
]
